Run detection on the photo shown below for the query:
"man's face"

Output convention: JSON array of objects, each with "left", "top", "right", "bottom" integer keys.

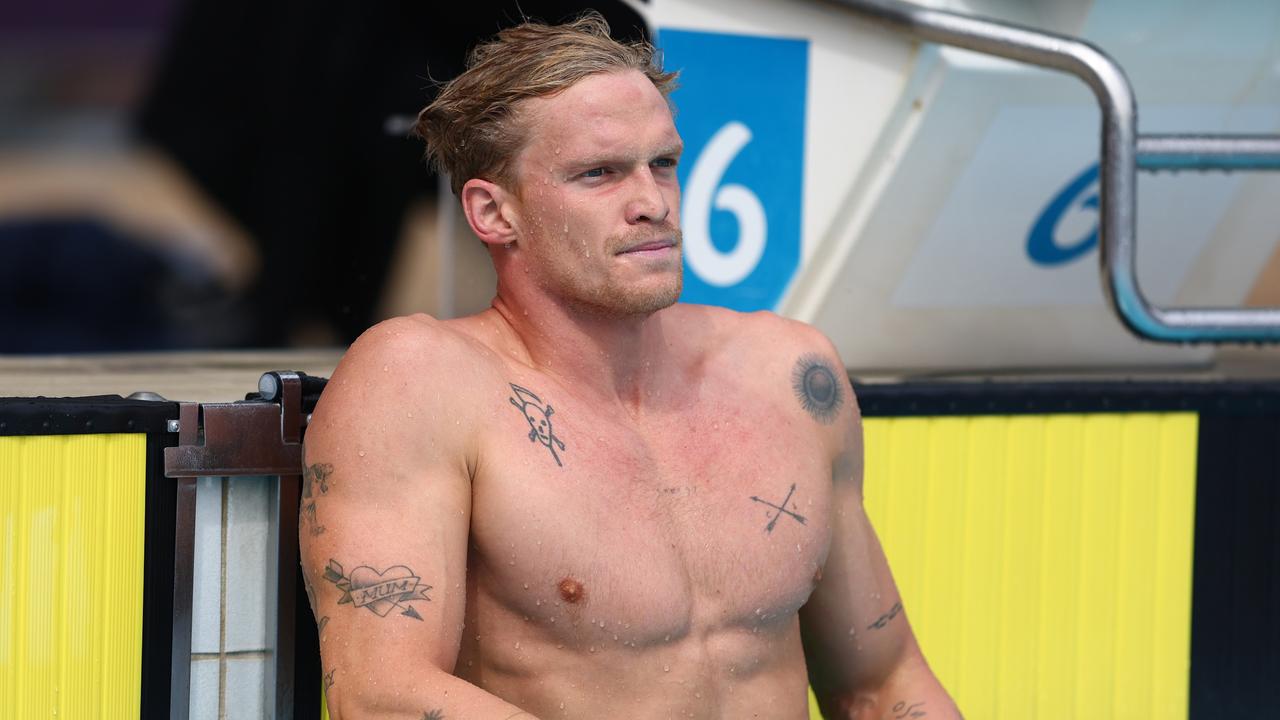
[{"left": 510, "top": 70, "right": 684, "bottom": 317}]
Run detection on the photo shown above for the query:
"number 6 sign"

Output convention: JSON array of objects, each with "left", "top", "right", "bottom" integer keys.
[
  {"left": 683, "top": 121, "right": 768, "bottom": 287},
  {"left": 658, "top": 28, "right": 808, "bottom": 311}
]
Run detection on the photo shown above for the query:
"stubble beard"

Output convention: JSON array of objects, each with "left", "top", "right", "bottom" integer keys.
[{"left": 553, "top": 226, "right": 685, "bottom": 319}]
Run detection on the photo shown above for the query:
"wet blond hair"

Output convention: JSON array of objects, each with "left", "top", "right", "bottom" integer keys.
[{"left": 413, "top": 12, "right": 678, "bottom": 195}]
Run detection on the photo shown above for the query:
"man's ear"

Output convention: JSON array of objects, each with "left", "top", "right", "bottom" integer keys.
[{"left": 461, "top": 178, "right": 519, "bottom": 248}]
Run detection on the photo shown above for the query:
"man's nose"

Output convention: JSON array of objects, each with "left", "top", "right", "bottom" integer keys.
[{"left": 625, "top": 168, "right": 671, "bottom": 225}]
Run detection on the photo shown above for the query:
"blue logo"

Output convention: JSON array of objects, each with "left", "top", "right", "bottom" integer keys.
[
  {"left": 657, "top": 29, "right": 808, "bottom": 311},
  {"left": 1027, "top": 163, "right": 1100, "bottom": 266}
]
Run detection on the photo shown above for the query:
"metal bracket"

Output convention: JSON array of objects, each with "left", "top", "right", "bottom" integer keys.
[
  {"left": 162, "top": 370, "right": 319, "bottom": 720},
  {"left": 163, "top": 372, "right": 305, "bottom": 477},
  {"left": 833, "top": 0, "right": 1280, "bottom": 343}
]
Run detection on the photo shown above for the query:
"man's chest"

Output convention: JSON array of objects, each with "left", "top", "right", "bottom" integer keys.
[{"left": 469, "top": 380, "right": 834, "bottom": 643}]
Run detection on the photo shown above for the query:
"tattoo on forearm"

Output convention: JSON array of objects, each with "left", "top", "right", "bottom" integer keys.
[
  {"left": 868, "top": 602, "right": 903, "bottom": 630},
  {"left": 509, "top": 384, "right": 566, "bottom": 466},
  {"left": 749, "top": 483, "right": 808, "bottom": 533},
  {"left": 422, "top": 711, "right": 445, "bottom": 720},
  {"left": 791, "top": 354, "right": 843, "bottom": 424},
  {"left": 317, "top": 615, "right": 329, "bottom": 634},
  {"left": 323, "top": 559, "right": 432, "bottom": 620},
  {"left": 323, "top": 668, "right": 335, "bottom": 693},
  {"left": 301, "top": 462, "right": 334, "bottom": 536},
  {"left": 892, "top": 700, "right": 926, "bottom": 718}
]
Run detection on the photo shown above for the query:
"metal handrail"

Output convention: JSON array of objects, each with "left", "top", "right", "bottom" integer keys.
[{"left": 831, "top": 0, "right": 1280, "bottom": 343}]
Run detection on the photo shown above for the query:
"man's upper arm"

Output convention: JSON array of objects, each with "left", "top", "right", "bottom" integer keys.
[
  {"left": 793, "top": 327, "right": 958, "bottom": 717},
  {"left": 299, "top": 319, "right": 479, "bottom": 714}
]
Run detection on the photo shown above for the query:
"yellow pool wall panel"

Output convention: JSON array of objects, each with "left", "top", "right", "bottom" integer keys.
[
  {"left": 0, "top": 433, "right": 148, "bottom": 718},
  {"left": 863, "top": 413, "right": 1198, "bottom": 720}
]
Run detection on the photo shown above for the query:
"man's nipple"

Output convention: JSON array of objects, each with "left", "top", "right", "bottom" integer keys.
[{"left": 557, "top": 577, "right": 586, "bottom": 604}]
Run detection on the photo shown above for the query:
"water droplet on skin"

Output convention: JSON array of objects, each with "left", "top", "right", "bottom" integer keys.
[
  {"left": 613, "top": 634, "right": 618, "bottom": 641},
  {"left": 664, "top": 634, "right": 670, "bottom": 642},
  {"left": 589, "top": 646, "right": 596, "bottom": 653},
  {"left": 358, "top": 451, "right": 366, "bottom": 457},
  {"left": 515, "top": 641, "right": 521, "bottom": 649},
  {"left": 559, "top": 703, "right": 565, "bottom": 710},
  {"left": 523, "top": 583, "right": 529, "bottom": 590},
  {"left": 382, "top": 365, "right": 388, "bottom": 372},
  {"left": 663, "top": 665, "right": 670, "bottom": 672}
]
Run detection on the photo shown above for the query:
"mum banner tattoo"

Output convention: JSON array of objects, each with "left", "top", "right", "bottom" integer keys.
[{"left": 323, "top": 560, "right": 432, "bottom": 620}]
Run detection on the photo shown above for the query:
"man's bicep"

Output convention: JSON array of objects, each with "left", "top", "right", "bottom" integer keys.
[
  {"left": 299, "top": 389, "right": 473, "bottom": 709},
  {"left": 302, "top": 464, "right": 470, "bottom": 656},
  {"left": 801, "top": 398, "right": 922, "bottom": 707}
]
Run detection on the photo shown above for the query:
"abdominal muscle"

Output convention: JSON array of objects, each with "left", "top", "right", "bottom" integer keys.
[{"left": 454, "top": 581, "right": 814, "bottom": 720}]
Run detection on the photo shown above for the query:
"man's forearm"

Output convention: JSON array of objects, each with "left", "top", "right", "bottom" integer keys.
[
  {"left": 838, "top": 653, "right": 962, "bottom": 720},
  {"left": 326, "top": 667, "right": 541, "bottom": 720}
]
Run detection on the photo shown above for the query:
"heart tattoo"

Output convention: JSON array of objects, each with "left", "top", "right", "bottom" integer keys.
[{"left": 323, "top": 559, "right": 432, "bottom": 621}]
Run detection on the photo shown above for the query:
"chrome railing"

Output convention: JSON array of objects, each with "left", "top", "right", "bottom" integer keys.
[{"left": 832, "top": 0, "right": 1280, "bottom": 343}]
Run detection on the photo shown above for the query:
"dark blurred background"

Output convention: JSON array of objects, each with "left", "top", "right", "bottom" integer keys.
[{"left": 0, "top": 0, "right": 648, "bottom": 353}]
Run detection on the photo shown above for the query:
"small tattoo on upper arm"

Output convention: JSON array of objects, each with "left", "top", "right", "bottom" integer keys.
[
  {"left": 892, "top": 700, "right": 926, "bottom": 718},
  {"left": 317, "top": 615, "right": 329, "bottom": 634},
  {"left": 301, "top": 462, "right": 334, "bottom": 536},
  {"left": 792, "top": 354, "right": 843, "bottom": 424},
  {"left": 323, "top": 668, "right": 335, "bottom": 692},
  {"left": 868, "top": 602, "right": 903, "bottom": 630},
  {"left": 509, "top": 384, "right": 566, "bottom": 466},
  {"left": 423, "top": 711, "right": 445, "bottom": 720},
  {"left": 749, "top": 483, "right": 808, "bottom": 533},
  {"left": 323, "top": 559, "right": 432, "bottom": 620}
]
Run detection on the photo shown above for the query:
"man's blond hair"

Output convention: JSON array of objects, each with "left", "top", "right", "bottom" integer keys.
[{"left": 414, "top": 12, "right": 678, "bottom": 195}]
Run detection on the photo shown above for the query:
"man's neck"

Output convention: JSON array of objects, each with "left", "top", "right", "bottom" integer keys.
[{"left": 488, "top": 290, "right": 677, "bottom": 413}]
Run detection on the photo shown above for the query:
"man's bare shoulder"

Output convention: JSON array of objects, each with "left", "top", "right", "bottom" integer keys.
[
  {"left": 312, "top": 313, "right": 508, "bottom": 435},
  {"left": 337, "top": 313, "right": 505, "bottom": 376},
  {"left": 670, "top": 303, "right": 841, "bottom": 363},
  {"left": 670, "top": 304, "right": 855, "bottom": 440}
]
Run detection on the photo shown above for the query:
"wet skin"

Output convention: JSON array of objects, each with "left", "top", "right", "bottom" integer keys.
[{"left": 301, "top": 69, "right": 957, "bottom": 720}]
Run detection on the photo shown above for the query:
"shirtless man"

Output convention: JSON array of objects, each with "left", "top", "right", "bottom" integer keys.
[{"left": 301, "top": 14, "right": 960, "bottom": 720}]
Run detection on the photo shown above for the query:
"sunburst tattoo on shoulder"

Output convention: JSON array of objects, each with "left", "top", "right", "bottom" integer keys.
[
  {"left": 792, "top": 353, "right": 843, "bottom": 424},
  {"left": 422, "top": 710, "right": 445, "bottom": 720}
]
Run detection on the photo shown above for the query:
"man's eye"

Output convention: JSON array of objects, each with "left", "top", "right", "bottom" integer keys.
[
  {"left": 581, "top": 168, "right": 606, "bottom": 178},
  {"left": 653, "top": 158, "right": 677, "bottom": 169}
]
